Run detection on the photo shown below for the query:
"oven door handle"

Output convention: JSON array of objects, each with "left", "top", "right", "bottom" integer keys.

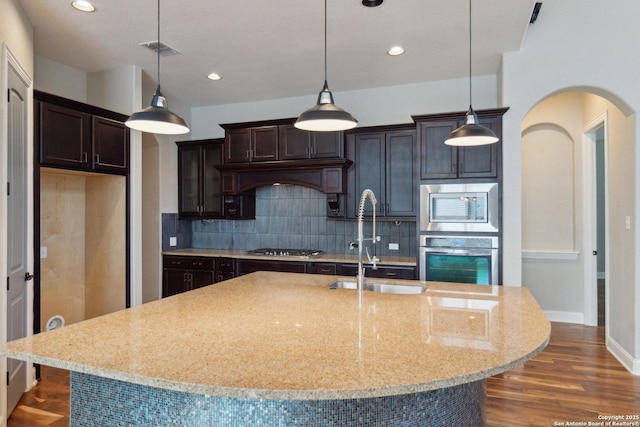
[{"left": 421, "top": 248, "right": 495, "bottom": 256}]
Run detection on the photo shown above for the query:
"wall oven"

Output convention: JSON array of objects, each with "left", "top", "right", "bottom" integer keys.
[
  {"left": 420, "top": 183, "right": 498, "bottom": 233},
  {"left": 419, "top": 235, "right": 499, "bottom": 285}
]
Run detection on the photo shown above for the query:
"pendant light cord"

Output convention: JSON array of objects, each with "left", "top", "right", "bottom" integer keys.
[
  {"left": 468, "top": 0, "right": 472, "bottom": 108},
  {"left": 324, "top": 0, "right": 328, "bottom": 83},
  {"left": 157, "top": 0, "right": 161, "bottom": 88}
]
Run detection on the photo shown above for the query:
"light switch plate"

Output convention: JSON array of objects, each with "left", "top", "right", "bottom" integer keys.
[
  {"left": 388, "top": 243, "right": 399, "bottom": 251},
  {"left": 40, "top": 246, "right": 48, "bottom": 259},
  {"left": 169, "top": 236, "right": 177, "bottom": 247}
]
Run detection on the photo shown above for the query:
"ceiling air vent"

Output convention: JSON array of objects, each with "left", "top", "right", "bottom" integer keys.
[{"left": 139, "top": 40, "right": 180, "bottom": 56}]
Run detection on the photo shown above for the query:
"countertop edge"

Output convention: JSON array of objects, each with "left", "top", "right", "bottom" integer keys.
[
  {"left": 162, "top": 249, "right": 417, "bottom": 267},
  {"left": 2, "top": 341, "right": 550, "bottom": 400}
]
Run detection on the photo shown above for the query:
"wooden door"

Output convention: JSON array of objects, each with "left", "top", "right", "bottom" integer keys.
[
  {"left": 385, "top": 130, "right": 416, "bottom": 217},
  {"left": 200, "top": 142, "right": 223, "bottom": 217},
  {"left": 311, "top": 131, "right": 343, "bottom": 158},
  {"left": 39, "top": 102, "right": 91, "bottom": 169},
  {"left": 458, "top": 116, "right": 498, "bottom": 178},
  {"left": 225, "top": 129, "right": 251, "bottom": 163},
  {"left": 250, "top": 126, "right": 278, "bottom": 162},
  {"left": 352, "top": 133, "right": 385, "bottom": 217},
  {"left": 92, "top": 116, "right": 129, "bottom": 174},
  {"left": 279, "top": 125, "right": 310, "bottom": 160},
  {"left": 178, "top": 144, "right": 201, "bottom": 217},
  {"left": 419, "top": 120, "right": 458, "bottom": 179}
]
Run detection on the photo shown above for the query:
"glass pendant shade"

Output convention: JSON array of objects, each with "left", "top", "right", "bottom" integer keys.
[
  {"left": 295, "top": 81, "right": 358, "bottom": 132},
  {"left": 126, "top": 87, "right": 189, "bottom": 135},
  {"left": 445, "top": 107, "right": 498, "bottom": 146}
]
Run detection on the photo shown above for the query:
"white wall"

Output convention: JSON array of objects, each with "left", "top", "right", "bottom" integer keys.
[
  {"left": 0, "top": 0, "right": 33, "bottom": 76},
  {"left": 0, "top": 0, "right": 33, "bottom": 423},
  {"left": 501, "top": 0, "right": 639, "bottom": 372},
  {"left": 191, "top": 75, "right": 497, "bottom": 139},
  {"left": 34, "top": 56, "right": 86, "bottom": 102},
  {"left": 519, "top": 93, "right": 632, "bottom": 324}
]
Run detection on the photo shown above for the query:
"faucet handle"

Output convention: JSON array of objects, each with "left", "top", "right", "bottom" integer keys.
[
  {"left": 349, "top": 241, "right": 359, "bottom": 250},
  {"left": 365, "top": 247, "right": 380, "bottom": 269}
]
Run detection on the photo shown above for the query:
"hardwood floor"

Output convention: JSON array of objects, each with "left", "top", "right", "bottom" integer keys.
[
  {"left": 7, "top": 365, "right": 69, "bottom": 426},
  {"left": 7, "top": 323, "right": 640, "bottom": 426},
  {"left": 487, "top": 323, "right": 640, "bottom": 427}
]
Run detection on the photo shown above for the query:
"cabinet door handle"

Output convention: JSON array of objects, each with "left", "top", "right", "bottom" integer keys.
[
  {"left": 82, "top": 152, "right": 88, "bottom": 163},
  {"left": 246, "top": 150, "right": 250, "bottom": 160},
  {"left": 95, "top": 153, "right": 100, "bottom": 164}
]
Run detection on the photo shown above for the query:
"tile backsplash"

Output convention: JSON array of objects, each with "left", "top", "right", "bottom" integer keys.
[{"left": 162, "top": 185, "right": 416, "bottom": 258}]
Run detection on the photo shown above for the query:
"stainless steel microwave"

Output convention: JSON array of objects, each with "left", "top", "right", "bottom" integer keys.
[{"left": 419, "top": 183, "right": 498, "bottom": 233}]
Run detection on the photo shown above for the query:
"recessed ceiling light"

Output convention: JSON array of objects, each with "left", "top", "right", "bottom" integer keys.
[
  {"left": 71, "top": 1, "right": 96, "bottom": 12},
  {"left": 207, "top": 73, "right": 222, "bottom": 81},
  {"left": 388, "top": 46, "right": 405, "bottom": 56}
]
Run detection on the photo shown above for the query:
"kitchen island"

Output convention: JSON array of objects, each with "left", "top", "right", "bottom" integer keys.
[{"left": 1, "top": 272, "right": 550, "bottom": 426}]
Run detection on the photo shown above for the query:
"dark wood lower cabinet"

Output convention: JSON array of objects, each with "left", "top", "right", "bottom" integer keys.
[
  {"left": 336, "top": 264, "right": 417, "bottom": 280},
  {"left": 307, "top": 263, "right": 337, "bottom": 275},
  {"left": 163, "top": 255, "right": 417, "bottom": 296},
  {"left": 237, "top": 259, "right": 307, "bottom": 276},
  {"left": 216, "top": 258, "right": 236, "bottom": 282},
  {"left": 162, "top": 256, "right": 215, "bottom": 298}
]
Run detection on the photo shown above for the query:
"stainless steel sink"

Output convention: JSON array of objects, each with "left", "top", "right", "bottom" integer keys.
[
  {"left": 329, "top": 281, "right": 427, "bottom": 294},
  {"left": 329, "top": 281, "right": 359, "bottom": 290}
]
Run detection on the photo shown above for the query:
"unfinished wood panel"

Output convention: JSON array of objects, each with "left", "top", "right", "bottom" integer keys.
[
  {"left": 84, "top": 174, "right": 126, "bottom": 319},
  {"left": 39, "top": 172, "right": 86, "bottom": 331}
]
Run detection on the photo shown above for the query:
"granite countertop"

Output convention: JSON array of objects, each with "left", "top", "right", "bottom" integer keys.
[
  {"left": 0, "top": 272, "right": 549, "bottom": 400},
  {"left": 162, "top": 248, "right": 417, "bottom": 266}
]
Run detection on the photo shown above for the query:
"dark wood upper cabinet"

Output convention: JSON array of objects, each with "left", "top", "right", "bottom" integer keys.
[
  {"left": 413, "top": 108, "right": 506, "bottom": 181},
  {"left": 346, "top": 126, "right": 417, "bottom": 218},
  {"left": 177, "top": 139, "right": 224, "bottom": 219},
  {"left": 417, "top": 120, "right": 458, "bottom": 179},
  {"left": 224, "top": 126, "right": 278, "bottom": 163},
  {"left": 385, "top": 130, "right": 418, "bottom": 217},
  {"left": 38, "top": 102, "right": 91, "bottom": 169},
  {"left": 36, "top": 91, "right": 129, "bottom": 175},
  {"left": 92, "top": 116, "right": 129, "bottom": 173},
  {"left": 279, "top": 125, "right": 343, "bottom": 160}
]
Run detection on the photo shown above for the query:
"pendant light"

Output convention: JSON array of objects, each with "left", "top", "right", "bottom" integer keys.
[
  {"left": 444, "top": 0, "right": 498, "bottom": 146},
  {"left": 126, "top": 0, "right": 189, "bottom": 135},
  {"left": 295, "top": 0, "right": 358, "bottom": 132}
]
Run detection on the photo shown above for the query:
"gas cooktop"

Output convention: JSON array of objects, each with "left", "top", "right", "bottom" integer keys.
[{"left": 246, "top": 248, "right": 324, "bottom": 258}]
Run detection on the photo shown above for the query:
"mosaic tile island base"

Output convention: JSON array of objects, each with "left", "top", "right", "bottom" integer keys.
[{"left": 1, "top": 272, "right": 550, "bottom": 426}]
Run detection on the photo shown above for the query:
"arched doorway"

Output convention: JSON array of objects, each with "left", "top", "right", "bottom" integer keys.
[{"left": 520, "top": 90, "right": 633, "bottom": 335}]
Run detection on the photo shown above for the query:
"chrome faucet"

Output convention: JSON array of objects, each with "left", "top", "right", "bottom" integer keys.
[{"left": 355, "top": 189, "right": 380, "bottom": 304}]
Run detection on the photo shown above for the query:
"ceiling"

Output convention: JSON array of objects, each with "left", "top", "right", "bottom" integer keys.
[{"left": 18, "top": 0, "right": 539, "bottom": 108}]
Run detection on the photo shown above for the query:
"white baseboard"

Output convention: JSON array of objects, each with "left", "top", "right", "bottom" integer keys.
[
  {"left": 543, "top": 310, "right": 584, "bottom": 324},
  {"left": 606, "top": 335, "right": 640, "bottom": 376}
]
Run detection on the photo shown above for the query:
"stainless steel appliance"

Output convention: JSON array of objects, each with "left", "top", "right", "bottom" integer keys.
[
  {"left": 419, "top": 235, "right": 499, "bottom": 285},
  {"left": 420, "top": 183, "right": 498, "bottom": 233},
  {"left": 246, "top": 248, "right": 323, "bottom": 258}
]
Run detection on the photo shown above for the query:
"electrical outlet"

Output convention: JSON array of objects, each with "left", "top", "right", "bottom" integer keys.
[
  {"left": 388, "top": 243, "right": 399, "bottom": 251},
  {"left": 169, "top": 236, "right": 177, "bottom": 247}
]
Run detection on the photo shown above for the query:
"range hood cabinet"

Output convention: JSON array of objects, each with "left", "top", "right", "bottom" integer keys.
[{"left": 216, "top": 159, "right": 352, "bottom": 195}]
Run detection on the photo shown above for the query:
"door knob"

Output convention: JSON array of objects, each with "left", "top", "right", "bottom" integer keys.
[{"left": 25, "top": 272, "right": 34, "bottom": 281}]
